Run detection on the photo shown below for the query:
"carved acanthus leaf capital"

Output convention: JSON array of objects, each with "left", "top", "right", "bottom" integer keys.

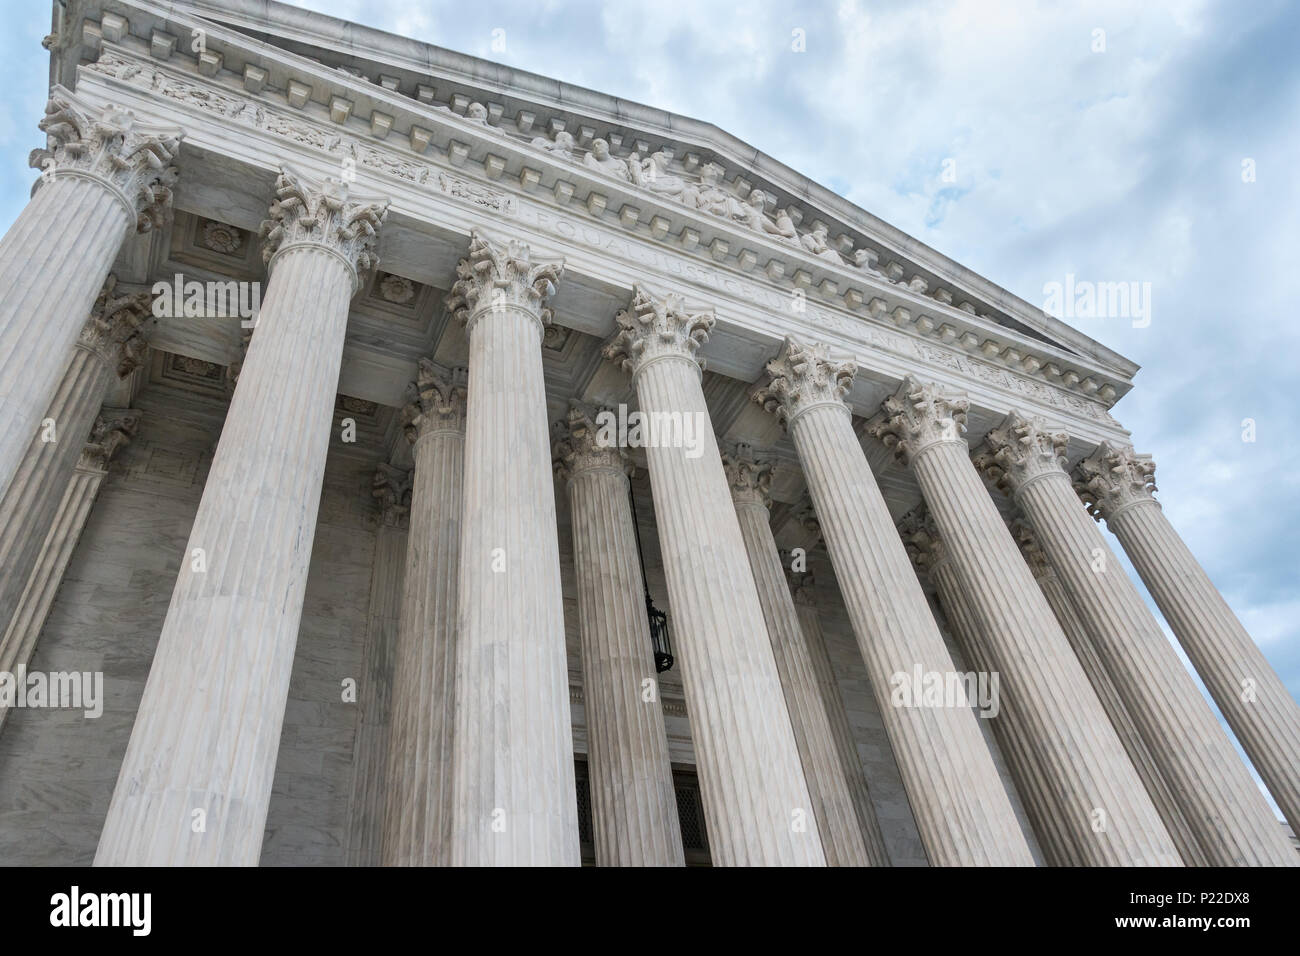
[
  {"left": 971, "top": 411, "right": 1070, "bottom": 496},
  {"left": 258, "top": 165, "right": 389, "bottom": 291},
  {"left": 753, "top": 336, "right": 857, "bottom": 428},
  {"left": 1072, "top": 442, "right": 1158, "bottom": 522},
  {"left": 720, "top": 442, "right": 773, "bottom": 510},
  {"left": 785, "top": 568, "right": 819, "bottom": 608},
  {"left": 402, "top": 359, "right": 467, "bottom": 442},
  {"left": 792, "top": 496, "right": 821, "bottom": 544},
  {"left": 1008, "top": 516, "right": 1054, "bottom": 580},
  {"left": 372, "top": 462, "right": 412, "bottom": 527},
  {"left": 79, "top": 274, "right": 152, "bottom": 377},
  {"left": 80, "top": 408, "right": 140, "bottom": 471},
  {"left": 445, "top": 229, "right": 563, "bottom": 333},
  {"left": 603, "top": 284, "right": 715, "bottom": 377},
  {"left": 866, "top": 375, "right": 970, "bottom": 466},
  {"left": 29, "top": 85, "right": 181, "bottom": 233},
  {"left": 896, "top": 507, "right": 947, "bottom": 576},
  {"left": 551, "top": 399, "right": 631, "bottom": 482},
  {"left": 224, "top": 327, "right": 254, "bottom": 392}
]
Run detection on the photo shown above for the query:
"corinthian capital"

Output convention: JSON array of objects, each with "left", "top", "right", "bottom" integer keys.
[
  {"left": 720, "top": 442, "right": 773, "bottom": 510},
  {"left": 896, "top": 507, "right": 947, "bottom": 576},
  {"left": 1008, "top": 516, "right": 1053, "bottom": 580},
  {"left": 971, "top": 411, "right": 1069, "bottom": 496},
  {"left": 80, "top": 408, "right": 140, "bottom": 471},
  {"left": 259, "top": 165, "right": 389, "bottom": 291},
  {"left": 785, "top": 568, "right": 818, "bottom": 607},
  {"left": 551, "top": 400, "right": 630, "bottom": 482},
  {"left": 1073, "top": 442, "right": 1158, "bottom": 522},
  {"left": 372, "top": 462, "right": 412, "bottom": 527},
  {"left": 791, "top": 495, "right": 821, "bottom": 544},
  {"left": 78, "top": 275, "right": 152, "bottom": 377},
  {"left": 866, "top": 376, "right": 970, "bottom": 466},
  {"left": 446, "top": 230, "right": 564, "bottom": 335},
  {"left": 752, "top": 336, "right": 856, "bottom": 428},
  {"left": 402, "top": 358, "right": 467, "bottom": 442},
  {"left": 602, "top": 284, "right": 714, "bottom": 378},
  {"left": 29, "top": 85, "right": 181, "bottom": 233}
]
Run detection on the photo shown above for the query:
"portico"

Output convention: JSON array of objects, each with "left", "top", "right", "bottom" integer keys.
[{"left": 0, "top": 0, "right": 1294, "bottom": 867}]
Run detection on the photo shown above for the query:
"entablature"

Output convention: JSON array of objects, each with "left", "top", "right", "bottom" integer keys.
[{"left": 62, "top": 12, "right": 1134, "bottom": 447}]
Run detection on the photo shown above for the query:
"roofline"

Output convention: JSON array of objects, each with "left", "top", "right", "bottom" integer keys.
[{"left": 175, "top": 0, "right": 1138, "bottom": 381}]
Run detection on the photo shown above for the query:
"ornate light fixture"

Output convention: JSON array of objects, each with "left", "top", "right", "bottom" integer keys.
[{"left": 628, "top": 482, "right": 673, "bottom": 672}]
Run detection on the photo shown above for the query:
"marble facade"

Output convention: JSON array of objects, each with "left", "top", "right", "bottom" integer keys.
[{"left": 0, "top": 0, "right": 1295, "bottom": 866}]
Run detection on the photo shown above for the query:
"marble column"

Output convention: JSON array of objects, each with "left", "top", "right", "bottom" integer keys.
[
  {"left": 95, "top": 167, "right": 388, "bottom": 866},
  {"left": 344, "top": 463, "right": 410, "bottom": 867},
  {"left": 0, "top": 86, "right": 179, "bottom": 501},
  {"left": 446, "top": 231, "right": 579, "bottom": 866},
  {"left": 868, "top": 377, "right": 1179, "bottom": 866},
  {"left": 902, "top": 515, "right": 1078, "bottom": 864},
  {"left": 973, "top": 412, "right": 1296, "bottom": 866},
  {"left": 722, "top": 443, "right": 884, "bottom": 866},
  {"left": 1075, "top": 442, "right": 1300, "bottom": 840},
  {"left": 785, "top": 565, "right": 891, "bottom": 862},
  {"left": 0, "top": 413, "right": 137, "bottom": 736},
  {"left": 1009, "top": 518, "right": 1208, "bottom": 866},
  {"left": 0, "top": 282, "right": 149, "bottom": 644},
  {"left": 603, "top": 287, "right": 824, "bottom": 866},
  {"left": 553, "top": 401, "right": 683, "bottom": 867},
  {"left": 383, "top": 361, "right": 467, "bottom": 866},
  {"left": 753, "top": 336, "right": 1032, "bottom": 866}
]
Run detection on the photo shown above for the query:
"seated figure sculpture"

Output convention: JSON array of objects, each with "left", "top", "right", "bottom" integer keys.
[
  {"left": 736, "top": 189, "right": 799, "bottom": 244},
  {"left": 583, "top": 138, "right": 631, "bottom": 180},
  {"left": 632, "top": 149, "right": 688, "bottom": 198},
  {"left": 529, "top": 129, "right": 576, "bottom": 161},
  {"left": 800, "top": 221, "right": 844, "bottom": 264},
  {"left": 683, "top": 163, "right": 742, "bottom": 219}
]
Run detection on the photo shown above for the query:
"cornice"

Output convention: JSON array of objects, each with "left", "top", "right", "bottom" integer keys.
[
  {"left": 185, "top": 0, "right": 1139, "bottom": 381},
  {"left": 65, "top": 31, "right": 1132, "bottom": 444},
  {"left": 66, "top": 1, "right": 1138, "bottom": 398}
]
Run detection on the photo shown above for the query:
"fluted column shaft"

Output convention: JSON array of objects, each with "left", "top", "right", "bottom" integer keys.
[
  {"left": 603, "top": 288, "right": 824, "bottom": 866},
  {"left": 449, "top": 232, "right": 577, "bottom": 866},
  {"left": 557, "top": 405, "right": 683, "bottom": 866},
  {"left": 883, "top": 410, "right": 1178, "bottom": 864},
  {"left": 755, "top": 340, "right": 1032, "bottom": 866},
  {"left": 925, "top": 556, "right": 1080, "bottom": 864},
  {"left": 0, "top": 298, "right": 146, "bottom": 644},
  {"left": 0, "top": 181, "right": 128, "bottom": 500},
  {"left": 788, "top": 578, "right": 891, "bottom": 861},
  {"left": 726, "top": 453, "right": 883, "bottom": 866},
  {"left": 789, "top": 409, "right": 1029, "bottom": 864},
  {"left": 384, "top": 368, "right": 467, "bottom": 866},
  {"left": 631, "top": 359, "right": 823, "bottom": 866},
  {"left": 1000, "top": 454, "right": 1296, "bottom": 865},
  {"left": 346, "top": 473, "right": 408, "bottom": 867},
  {"left": 1107, "top": 497, "right": 1300, "bottom": 839},
  {"left": 0, "top": 439, "right": 120, "bottom": 736},
  {"left": 95, "top": 169, "right": 387, "bottom": 866},
  {"left": 1027, "top": 556, "right": 1208, "bottom": 865},
  {"left": 0, "top": 88, "right": 179, "bottom": 500}
]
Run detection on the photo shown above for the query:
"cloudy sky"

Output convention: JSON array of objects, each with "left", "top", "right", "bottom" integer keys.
[{"left": 0, "top": 1, "right": 1295, "bottom": 800}]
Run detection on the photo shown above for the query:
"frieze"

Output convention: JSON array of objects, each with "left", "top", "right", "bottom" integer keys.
[
  {"left": 87, "top": 51, "right": 515, "bottom": 218},
  {"left": 82, "top": 47, "right": 1118, "bottom": 433},
  {"left": 520, "top": 207, "right": 1113, "bottom": 427}
]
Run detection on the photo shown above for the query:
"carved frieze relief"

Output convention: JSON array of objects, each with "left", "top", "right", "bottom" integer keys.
[{"left": 82, "top": 45, "right": 1121, "bottom": 435}]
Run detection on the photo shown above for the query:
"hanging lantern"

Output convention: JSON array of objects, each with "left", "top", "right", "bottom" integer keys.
[{"left": 628, "top": 483, "right": 673, "bottom": 672}]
